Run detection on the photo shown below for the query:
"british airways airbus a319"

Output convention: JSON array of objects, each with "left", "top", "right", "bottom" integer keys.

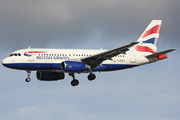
[{"left": 2, "top": 20, "right": 175, "bottom": 86}]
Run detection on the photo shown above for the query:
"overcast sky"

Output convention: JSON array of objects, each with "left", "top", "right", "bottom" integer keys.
[{"left": 0, "top": 0, "right": 180, "bottom": 120}]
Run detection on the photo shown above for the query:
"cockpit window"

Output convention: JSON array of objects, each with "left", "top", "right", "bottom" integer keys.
[
  {"left": 9, "top": 54, "right": 14, "bottom": 57},
  {"left": 9, "top": 53, "right": 21, "bottom": 57}
]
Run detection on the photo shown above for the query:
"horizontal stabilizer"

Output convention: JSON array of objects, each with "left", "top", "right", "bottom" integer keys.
[{"left": 146, "top": 49, "right": 176, "bottom": 59}]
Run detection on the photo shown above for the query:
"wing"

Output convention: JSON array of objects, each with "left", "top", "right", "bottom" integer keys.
[{"left": 81, "top": 42, "right": 139, "bottom": 68}]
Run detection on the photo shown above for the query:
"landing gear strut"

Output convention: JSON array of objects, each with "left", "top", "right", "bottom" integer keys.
[
  {"left": 25, "top": 70, "right": 31, "bottom": 82},
  {"left": 69, "top": 73, "right": 79, "bottom": 86}
]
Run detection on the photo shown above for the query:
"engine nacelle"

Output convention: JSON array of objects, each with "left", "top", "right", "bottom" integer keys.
[
  {"left": 36, "top": 71, "right": 65, "bottom": 81},
  {"left": 61, "top": 61, "right": 89, "bottom": 72}
]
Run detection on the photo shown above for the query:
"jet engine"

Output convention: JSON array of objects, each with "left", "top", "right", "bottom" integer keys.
[
  {"left": 36, "top": 71, "right": 65, "bottom": 81},
  {"left": 61, "top": 61, "right": 89, "bottom": 72}
]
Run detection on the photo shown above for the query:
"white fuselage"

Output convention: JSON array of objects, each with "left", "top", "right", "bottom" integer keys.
[{"left": 2, "top": 48, "right": 150, "bottom": 73}]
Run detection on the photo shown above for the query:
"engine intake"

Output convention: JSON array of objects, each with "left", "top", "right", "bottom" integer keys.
[
  {"left": 61, "top": 61, "right": 89, "bottom": 72},
  {"left": 36, "top": 71, "right": 65, "bottom": 81}
]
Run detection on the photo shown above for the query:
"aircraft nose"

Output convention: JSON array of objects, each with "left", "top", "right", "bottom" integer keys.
[
  {"left": 2, "top": 58, "right": 9, "bottom": 67},
  {"left": 2, "top": 58, "right": 6, "bottom": 66},
  {"left": 2, "top": 57, "right": 18, "bottom": 69}
]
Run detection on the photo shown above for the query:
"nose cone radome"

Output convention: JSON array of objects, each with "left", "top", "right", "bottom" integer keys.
[{"left": 2, "top": 57, "right": 10, "bottom": 67}]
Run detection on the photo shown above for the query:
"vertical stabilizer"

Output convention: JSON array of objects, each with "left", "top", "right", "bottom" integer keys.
[{"left": 131, "top": 20, "right": 162, "bottom": 53}]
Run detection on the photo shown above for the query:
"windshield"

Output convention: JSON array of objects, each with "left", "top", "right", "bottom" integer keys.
[
  {"left": 9, "top": 53, "right": 21, "bottom": 57},
  {"left": 9, "top": 54, "right": 14, "bottom": 57}
]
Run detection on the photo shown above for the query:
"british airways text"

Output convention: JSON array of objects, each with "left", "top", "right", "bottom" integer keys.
[{"left": 36, "top": 56, "right": 69, "bottom": 60}]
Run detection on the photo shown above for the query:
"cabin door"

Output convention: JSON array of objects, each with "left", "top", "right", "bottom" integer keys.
[{"left": 130, "top": 52, "right": 136, "bottom": 63}]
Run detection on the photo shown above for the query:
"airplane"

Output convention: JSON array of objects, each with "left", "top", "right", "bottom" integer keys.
[{"left": 2, "top": 20, "right": 176, "bottom": 86}]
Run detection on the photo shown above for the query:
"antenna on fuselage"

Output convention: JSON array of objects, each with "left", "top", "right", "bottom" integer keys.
[{"left": 28, "top": 46, "right": 31, "bottom": 49}]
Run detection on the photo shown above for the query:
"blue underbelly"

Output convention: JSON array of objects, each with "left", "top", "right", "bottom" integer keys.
[{"left": 3, "top": 63, "right": 137, "bottom": 71}]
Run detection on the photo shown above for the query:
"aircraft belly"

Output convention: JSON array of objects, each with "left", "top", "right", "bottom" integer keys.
[{"left": 100, "top": 64, "right": 137, "bottom": 71}]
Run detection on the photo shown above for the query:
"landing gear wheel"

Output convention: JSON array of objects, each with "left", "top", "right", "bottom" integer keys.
[
  {"left": 25, "top": 78, "right": 31, "bottom": 82},
  {"left": 69, "top": 73, "right": 79, "bottom": 86},
  {"left": 88, "top": 74, "right": 96, "bottom": 81},
  {"left": 71, "top": 79, "right": 79, "bottom": 86},
  {"left": 25, "top": 70, "right": 31, "bottom": 82}
]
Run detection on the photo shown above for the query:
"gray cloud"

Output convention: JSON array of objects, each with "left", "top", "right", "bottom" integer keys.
[{"left": 0, "top": 0, "right": 179, "bottom": 51}]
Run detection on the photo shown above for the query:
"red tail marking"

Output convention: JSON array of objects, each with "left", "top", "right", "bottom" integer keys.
[
  {"left": 141, "top": 25, "right": 160, "bottom": 38},
  {"left": 134, "top": 45, "right": 156, "bottom": 54}
]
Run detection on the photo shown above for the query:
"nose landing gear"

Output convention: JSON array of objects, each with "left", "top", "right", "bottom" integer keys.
[{"left": 25, "top": 70, "right": 31, "bottom": 82}]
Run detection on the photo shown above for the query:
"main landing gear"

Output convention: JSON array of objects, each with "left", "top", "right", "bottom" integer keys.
[
  {"left": 25, "top": 70, "right": 31, "bottom": 82},
  {"left": 69, "top": 73, "right": 96, "bottom": 86},
  {"left": 87, "top": 67, "right": 96, "bottom": 81},
  {"left": 88, "top": 74, "right": 96, "bottom": 81},
  {"left": 69, "top": 73, "right": 79, "bottom": 86}
]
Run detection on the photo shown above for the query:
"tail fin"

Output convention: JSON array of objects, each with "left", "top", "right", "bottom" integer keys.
[{"left": 131, "top": 20, "right": 162, "bottom": 53}]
